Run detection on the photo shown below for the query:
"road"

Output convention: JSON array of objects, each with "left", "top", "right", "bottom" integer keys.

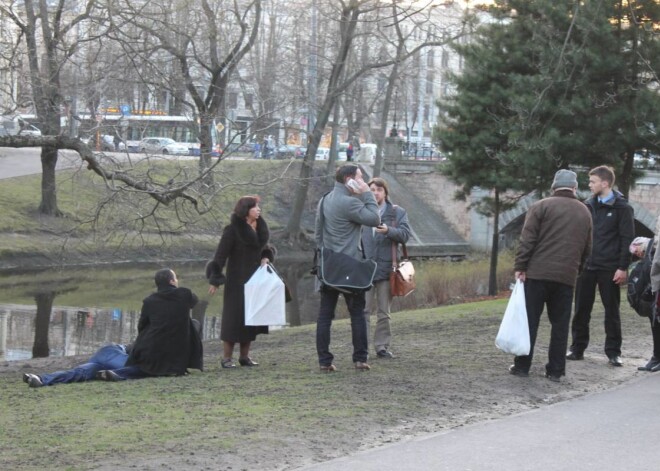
[
  {"left": 0, "top": 147, "right": 83, "bottom": 179},
  {"left": 0, "top": 147, "right": 250, "bottom": 180}
]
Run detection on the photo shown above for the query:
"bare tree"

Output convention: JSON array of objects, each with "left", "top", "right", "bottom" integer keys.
[
  {"left": 110, "top": 0, "right": 262, "bottom": 177},
  {"left": 0, "top": 0, "right": 111, "bottom": 215},
  {"left": 283, "top": 0, "right": 468, "bottom": 242}
]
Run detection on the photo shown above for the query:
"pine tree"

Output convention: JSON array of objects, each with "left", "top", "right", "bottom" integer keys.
[{"left": 437, "top": 0, "right": 660, "bottom": 294}]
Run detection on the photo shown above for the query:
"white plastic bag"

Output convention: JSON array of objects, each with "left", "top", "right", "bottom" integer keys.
[
  {"left": 244, "top": 264, "right": 286, "bottom": 326},
  {"left": 495, "top": 279, "right": 530, "bottom": 356}
]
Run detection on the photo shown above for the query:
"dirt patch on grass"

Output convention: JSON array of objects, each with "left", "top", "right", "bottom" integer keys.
[{"left": 2, "top": 300, "right": 654, "bottom": 471}]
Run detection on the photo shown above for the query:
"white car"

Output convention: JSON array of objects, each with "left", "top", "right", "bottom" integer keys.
[
  {"left": 18, "top": 124, "right": 42, "bottom": 137},
  {"left": 315, "top": 147, "right": 330, "bottom": 160},
  {"left": 138, "top": 137, "right": 190, "bottom": 155}
]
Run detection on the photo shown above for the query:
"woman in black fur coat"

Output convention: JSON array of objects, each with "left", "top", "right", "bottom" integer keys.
[{"left": 207, "top": 196, "right": 274, "bottom": 368}]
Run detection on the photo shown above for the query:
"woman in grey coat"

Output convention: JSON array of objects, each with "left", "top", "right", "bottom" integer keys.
[{"left": 361, "top": 177, "right": 411, "bottom": 358}]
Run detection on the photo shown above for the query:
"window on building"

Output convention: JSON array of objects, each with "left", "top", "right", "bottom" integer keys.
[
  {"left": 228, "top": 92, "right": 238, "bottom": 109},
  {"left": 244, "top": 93, "right": 253, "bottom": 108}
]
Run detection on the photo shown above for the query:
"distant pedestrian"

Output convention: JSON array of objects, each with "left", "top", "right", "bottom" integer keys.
[
  {"left": 253, "top": 142, "right": 261, "bottom": 159},
  {"left": 346, "top": 144, "right": 354, "bottom": 162},
  {"left": 361, "top": 177, "right": 411, "bottom": 359},
  {"left": 113, "top": 134, "right": 121, "bottom": 151},
  {"left": 511, "top": 169, "right": 592, "bottom": 382},
  {"left": 567, "top": 165, "right": 635, "bottom": 367}
]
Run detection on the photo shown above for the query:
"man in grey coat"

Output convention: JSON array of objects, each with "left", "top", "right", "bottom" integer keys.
[
  {"left": 315, "top": 164, "right": 381, "bottom": 372},
  {"left": 361, "top": 177, "right": 411, "bottom": 358}
]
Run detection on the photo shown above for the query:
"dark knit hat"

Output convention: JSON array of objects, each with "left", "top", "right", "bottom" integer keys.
[{"left": 551, "top": 169, "right": 578, "bottom": 190}]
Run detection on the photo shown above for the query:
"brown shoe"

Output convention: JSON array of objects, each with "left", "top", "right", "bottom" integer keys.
[
  {"left": 354, "top": 361, "right": 371, "bottom": 371},
  {"left": 320, "top": 364, "right": 337, "bottom": 373}
]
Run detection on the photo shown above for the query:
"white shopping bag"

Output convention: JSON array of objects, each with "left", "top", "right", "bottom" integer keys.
[
  {"left": 244, "top": 264, "right": 287, "bottom": 326},
  {"left": 495, "top": 279, "right": 530, "bottom": 356}
]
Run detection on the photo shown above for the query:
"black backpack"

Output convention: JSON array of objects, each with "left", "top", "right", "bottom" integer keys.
[{"left": 627, "top": 240, "right": 655, "bottom": 318}]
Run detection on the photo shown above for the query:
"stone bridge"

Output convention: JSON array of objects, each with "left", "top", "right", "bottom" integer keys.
[{"left": 373, "top": 156, "right": 660, "bottom": 255}]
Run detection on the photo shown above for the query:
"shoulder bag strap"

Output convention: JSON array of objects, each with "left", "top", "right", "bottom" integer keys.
[
  {"left": 390, "top": 205, "right": 409, "bottom": 267},
  {"left": 390, "top": 206, "right": 399, "bottom": 269}
]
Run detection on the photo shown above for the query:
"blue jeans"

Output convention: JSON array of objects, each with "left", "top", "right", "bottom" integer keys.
[
  {"left": 316, "top": 286, "right": 369, "bottom": 366},
  {"left": 39, "top": 344, "right": 129, "bottom": 386}
]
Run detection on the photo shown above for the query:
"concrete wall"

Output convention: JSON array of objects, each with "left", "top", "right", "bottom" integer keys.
[{"left": 395, "top": 169, "right": 472, "bottom": 241}]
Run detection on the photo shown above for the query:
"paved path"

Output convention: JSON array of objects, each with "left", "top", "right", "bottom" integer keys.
[{"left": 299, "top": 373, "right": 660, "bottom": 470}]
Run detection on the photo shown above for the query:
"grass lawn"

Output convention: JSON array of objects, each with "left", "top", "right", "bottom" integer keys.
[{"left": 1, "top": 298, "right": 652, "bottom": 470}]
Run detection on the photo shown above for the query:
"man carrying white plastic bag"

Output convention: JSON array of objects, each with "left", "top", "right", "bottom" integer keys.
[
  {"left": 507, "top": 169, "right": 592, "bottom": 382},
  {"left": 496, "top": 280, "right": 530, "bottom": 356},
  {"left": 244, "top": 264, "right": 286, "bottom": 326}
]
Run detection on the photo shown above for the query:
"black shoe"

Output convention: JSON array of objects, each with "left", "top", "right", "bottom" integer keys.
[
  {"left": 376, "top": 349, "right": 394, "bottom": 359},
  {"left": 608, "top": 355, "right": 623, "bottom": 367},
  {"left": 221, "top": 358, "right": 237, "bottom": 369},
  {"left": 509, "top": 365, "right": 529, "bottom": 377},
  {"left": 545, "top": 372, "right": 561, "bottom": 383},
  {"left": 566, "top": 351, "right": 584, "bottom": 361},
  {"left": 96, "top": 370, "right": 121, "bottom": 381},
  {"left": 238, "top": 357, "right": 259, "bottom": 367},
  {"left": 638, "top": 357, "right": 660, "bottom": 371}
]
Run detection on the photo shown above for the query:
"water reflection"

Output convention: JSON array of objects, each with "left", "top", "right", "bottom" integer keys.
[{"left": 0, "top": 260, "right": 336, "bottom": 361}]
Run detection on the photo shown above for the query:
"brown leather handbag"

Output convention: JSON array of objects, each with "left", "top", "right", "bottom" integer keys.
[{"left": 389, "top": 222, "right": 415, "bottom": 297}]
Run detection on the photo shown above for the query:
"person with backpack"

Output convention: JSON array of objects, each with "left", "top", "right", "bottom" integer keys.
[
  {"left": 627, "top": 237, "right": 654, "bottom": 319},
  {"left": 640, "top": 237, "right": 660, "bottom": 372}
]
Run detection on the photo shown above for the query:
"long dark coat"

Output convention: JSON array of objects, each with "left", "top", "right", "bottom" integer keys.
[
  {"left": 208, "top": 214, "right": 274, "bottom": 342},
  {"left": 126, "top": 286, "right": 203, "bottom": 375}
]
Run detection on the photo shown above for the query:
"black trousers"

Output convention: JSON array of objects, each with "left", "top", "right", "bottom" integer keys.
[
  {"left": 651, "top": 316, "right": 660, "bottom": 359},
  {"left": 514, "top": 279, "right": 574, "bottom": 376},
  {"left": 570, "top": 269, "right": 622, "bottom": 357}
]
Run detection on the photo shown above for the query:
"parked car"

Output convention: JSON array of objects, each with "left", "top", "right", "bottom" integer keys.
[
  {"left": 138, "top": 137, "right": 190, "bottom": 155},
  {"left": 18, "top": 124, "right": 42, "bottom": 137},
  {"left": 294, "top": 146, "right": 307, "bottom": 159},
  {"left": 633, "top": 151, "right": 659, "bottom": 170},
  {"left": 100, "top": 135, "right": 126, "bottom": 152},
  {"left": 315, "top": 147, "right": 330, "bottom": 160},
  {"left": 275, "top": 144, "right": 298, "bottom": 159}
]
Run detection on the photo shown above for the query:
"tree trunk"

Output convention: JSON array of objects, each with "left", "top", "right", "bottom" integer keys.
[
  {"left": 488, "top": 189, "right": 500, "bottom": 296},
  {"left": 33, "top": 291, "right": 56, "bottom": 358},
  {"left": 38, "top": 146, "right": 62, "bottom": 216}
]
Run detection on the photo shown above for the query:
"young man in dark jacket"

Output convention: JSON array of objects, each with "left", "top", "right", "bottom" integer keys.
[
  {"left": 567, "top": 166, "right": 635, "bottom": 367},
  {"left": 512, "top": 169, "right": 593, "bottom": 382}
]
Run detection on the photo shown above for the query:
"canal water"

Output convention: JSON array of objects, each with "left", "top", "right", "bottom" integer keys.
[{"left": 0, "top": 260, "right": 326, "bottom": 361}]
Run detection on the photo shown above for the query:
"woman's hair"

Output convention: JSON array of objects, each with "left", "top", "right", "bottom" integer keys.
[
  {"left": 234, "top": 195, "right": 261, "bottom": 218},
  {"left": 367, "top": 177, "right": 389, "bottom": 199}
]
